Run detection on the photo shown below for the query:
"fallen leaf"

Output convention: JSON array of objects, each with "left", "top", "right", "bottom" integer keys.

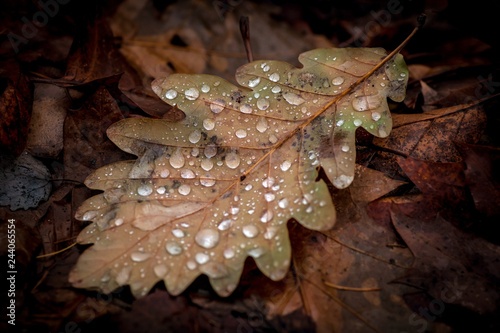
[
  {"left": 0, "top": 152, "right": 52, "bottom": 210},
  {"left": 70, "top": 46, "right": 409, "bottom": 297}
]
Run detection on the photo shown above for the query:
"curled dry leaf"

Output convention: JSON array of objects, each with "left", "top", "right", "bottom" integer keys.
[{"left": 70, "top": 47, "right": 409, "bottom": 297}]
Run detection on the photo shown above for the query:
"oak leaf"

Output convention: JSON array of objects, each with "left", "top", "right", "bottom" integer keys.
[{"left": 70, "top": 47, "right": 409, "bottom": 297}]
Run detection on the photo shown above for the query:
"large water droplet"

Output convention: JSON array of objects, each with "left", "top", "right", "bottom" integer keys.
[
  {"left": 203, "top": 118, "right": 215, "bottom": 130},
  {"left": 283, "top": 92, "right": 305, "bottom": 106},
  {"left": 333, "top": 174, "right": 354, "bottom": 189},
  {"left": 201, "top": 159, "right": 213, "bottom": 171},
  {"left": 185, "top": 88, "right": 199, "bottom": 100},
  {"left": 248, "top": 247, "right": 265, "bottom": 258},
  {"left": 235, "top": 129, "right": 247, "bottom": 138},
  {"left": 165, "top": 89, "right": 177, "bottom": 99},
  {"left": 353, "top": 119, "right": 363, "bottom": 126},
  {"left": 239, "top": 104, "right": 252, "bottom": 114},
  {"left": 170, "top": 149, "right": 185, "bottom": 169},
  {"left": 257, "top": 98, "right": 270, "bottom": 110},
  {"left": 201, "top": 84, "right": 210, "bottom": 93},
  {"left": 352, "top": 96, "right": 368, "bottom": 111},
  {"left": 264, "top": 193, "right": 275, "bottom": 202},
  {"left": 195, "top": 252, "right": 210, "bottom": 264},
  {"left": 224, "top": 248, "right": 235, "bottom": 259},
  {"left": 166, "top": 241, "right": 182, "bottom": 255},
  {"left": 195, "top": 229, "right": 220, "bottom": 249},
  {"left": 130, "top": 251, "right": 151, "bottom": 262},
  {"left": 332, "top": 76, "right": 345, "bottom": 85},
  {"left": 225, "top": 152, "right": 241, "bottom": 169},
  {"left": 153, "top": 264, "right": 168, "bottom": 278},
  {"left": 242, "top": 225, "right": 259, "bottom": 238},
  {"left": 278, "top": 198, "right": 289, "bottom": 209},
  {"left": 137, "top": 184, "right": 153, "bottom": 196},
  {"left": 271, "top": 86, "right": 281, "bottom": 93},
  {"left": 248, "top": 77, "right": 261, "bottom": 87},
  {"left": 171, "top": 229, "right": 185, "bottom": 238},
  {"left": 116, "top": 266, "right": 132, "bottom": 285},
  {"left": 269, "top": 73, "right": 280, "bottom": 82},
  {"left": 260, "top": 210, "right": 273, "bottom": 223},
  {"left": 204, "top": 145, "right": 217, "bottom": 158},
  {"left": 186, "top": 261, "right": 197, "bottom": 270},
  {"left": 336, "top": 119, "right": 344, "bottom": 127},
  {"left": 210, "top": 99, "right": 226, "bottom": 113},
  {"left": 280, "top": 160, "right": 291, "bottom": 171},
  {"left": 341, "top": 145, "right": 350, "bottom": 152},
  {"left": 178, "top": 184, "right": 191, "bottom": 195},
  {"left": 218, "top": 219, "right": 231, "bottom": 231},
  {"left": 256, "top": 118, "right": 268, "bottom": 133},
  {"left": 269, "top": 134, "right": 278, "bottom": 144},
  {"left": 371, "top": 112, "right": 381, "bottom": 121},
  {"left": 262, "top": 177, "right": 274, "bottom": 188},
  {"left": 200, "top": 178, "right": 216, "bottom": 187},
  {"left": 189, "top": 130, "right": 202, "bottom": 144},
  {"left": 181, "top": 169, "right": 196, "bottom": 179}
]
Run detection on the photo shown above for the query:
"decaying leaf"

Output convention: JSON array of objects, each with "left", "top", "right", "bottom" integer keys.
[{"left": 70, "top": 47, "right": 409, "bottom": 297}]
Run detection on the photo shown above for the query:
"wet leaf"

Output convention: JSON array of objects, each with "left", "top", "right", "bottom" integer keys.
[{"left": 70, "top": 47, "right": 409, "bottom": 297}]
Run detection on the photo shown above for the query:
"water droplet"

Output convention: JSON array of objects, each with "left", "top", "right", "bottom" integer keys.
[
  {"left": 278, "top": 198, "right": 289, "bottom": 209},
  {"left": 380, "top": 82, "right": 386, "bottom": 87},
  {"left": 165, "top": 241, "right": 182, "bottom": 255},
  {"left": 352, "top": 96, "right": 368, "bottom": 111},
  {"left": 203, "top": 118, "right": 215, "bottom": 130},
  {"left": 189, "top": 130, "right": 201, "bottom": 144},
  {"left": 210, "top": 99, "right": 226, "bottom": 113},
  {"left": 181, "top": 169, "right": 195, "bottom": 179},
  {"left": 263, "top": 65, "right": 270, "bottom": 72},
  {"left": 204, "top": 145, "right": 217, "bottom": 158},
  {"left": 371, "top": 112, "right": 381, "bottom": 121},
  {"left": 256, "top": 118, "right": 268, "bottom": 133},
  {"left": 186, "top": 261, "right": 197, "bottom": 270},
  {"left": 242, "top": 225, "right": 259, "bottom": 238},
  {"left": 169, "top": 149, "right": 185, "bottom": 169},
  {"left": 165, "top": 89, "right": 177, "bottom": 99},
  {"left": 172, "top": 229, "right": 185, "bottom": 238},
  {"left": 218, "top": 219, "right": 231, "bottom": 230},
  {"left": 235, "top": 129, "right": 247, "bottom": 138},
  {"left": 82, "top": 211, "right": 97, "bottom": 221},
  {"left": 336, "top": 119, "right": 344, "bottom": 127},
  {"left": 224, "top": 248, "right": 235, "bottom": 259},
  {"left": 379, "top": 128, "right": 388, "bottom": 137},
  {"left": 195, "top": 229, "right": 220, "bottom": 249},
  {"left": 245, "top": 184, "right": 253, "bottom": 191},
  {"left": 257, "top": 98, "right": 270, "bottom": 110},
  {"left": 248, "top": 247, "right": 265, "bottom": 258},
  {"left": 114, "top": 218, "right": 124, "bottom": 226},
  {"left": 160, "top": 169, "right": 170, "bottom": 178},
  {"left": 248, "top": 77, "right": 261, "bottom": 87},
  {"left": 200, "top": 178, "right": 216, "bottom": 187},
  {"left": 353, "top": 119, "right": 363, "bottom": 126},
  {"left": 195, "top": 252, "right": 210, "bottom": 264},
  {"left": 262, "top": 177, "right": 274, "bottom": 188},
  {"left": 333, "top": 174, "right": 354, "bottom": 189},
  {"left": 264, "top": 193, "right": 275, "bottom": 202},
  {"left": 306, "top": 206, "right": 313, "bottom": 213},
  {"left": 116, "top": 266, "right": 132, "bottom": 285},
  {"left": 260, "top": 210, "right": 273, "bottom": 223},
  {"left": 341, "top": 145, "right": 350, "bottom": 152},
  {"left": 280, "top": 160, "right": 291, "bottom": 171},
  {"left": 319, "top": 200, "right": 327, "bottom": 207},
  {"left": 271, "top": 86, "right": 281, "bottom": 93},
  {"left": 185, "top": 88, "right": 199, "bottom": 100},
  {"left": 269, "top": 73, "right": 280, "bottom": 82},
  {"left": 332, "top": 76, "right": 345, "bottom": 85},
  {"left": 157, "top": 186, "right": 166, "bottom": 194},
  {"left": 225, "top": 152, "right": 241, "bottom": 169},
  {"left": 400, "top": 72, "right": 407, "bottom": 77},
  {"left": 264, "top": 226, "right": 278, "bottom": 239},
  {"left": 130, "top": 251, "right": 151, "bottom": 262},
  {"left": 201, "top": 84, "right": 210, "bottom": 93},
  {"left": 201, "top": 159, "right": 213, "bottom": 171},
  {"left": 154, "top": 264, "right": 168, "bottom": 278},
  {"left": 283, "top": 92, "right": 305, "bottom": 105},
  {"left": 269, "top": 134, "right": 278, "bottom": 143},
  {"left": 137, "top": 184, "right": 153, "bottom": 196},
  {"left": 239, "top": 104, "right": 252, "bottom": 114},
  {"left": 178, "top": 184, "right": 191, "bottom": 195}
]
